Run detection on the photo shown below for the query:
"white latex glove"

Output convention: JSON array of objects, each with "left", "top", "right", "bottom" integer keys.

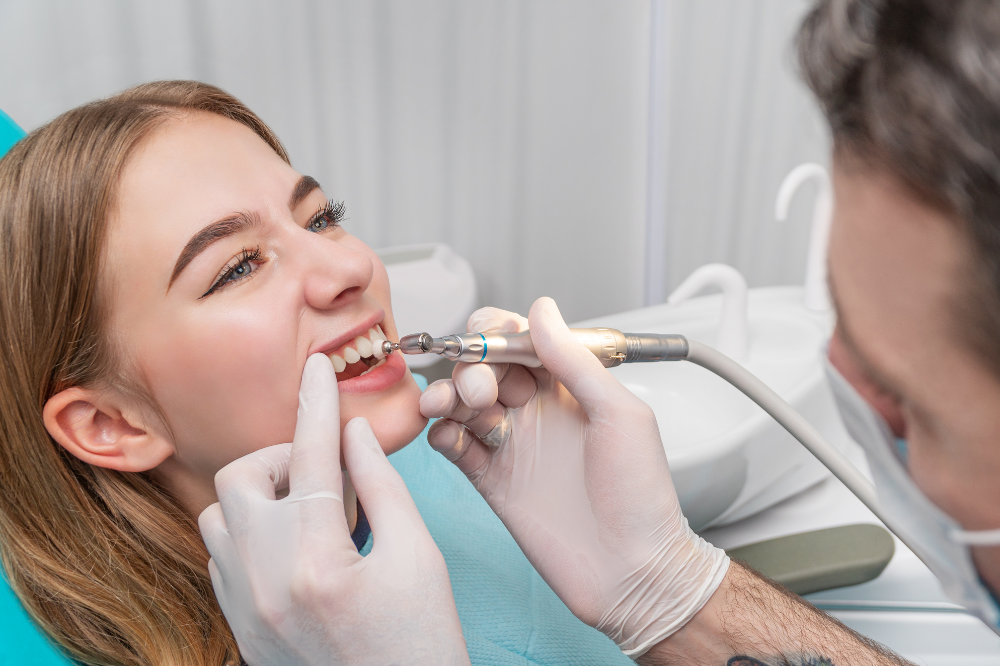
[
  {"left": 200, "top": 353, "right": 468, "bottom": 665},
  {"left": 419, "top": 298, "right": 729, "bottom": 658}
]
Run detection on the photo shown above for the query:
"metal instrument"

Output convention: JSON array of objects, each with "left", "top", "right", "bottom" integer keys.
[{"left": 378, "top": 328, "right": 689, "bottom": 367}]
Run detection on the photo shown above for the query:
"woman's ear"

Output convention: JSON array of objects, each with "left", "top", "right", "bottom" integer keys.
[{"left": 42, "top": 387, "right": 174, "bottom": 472}]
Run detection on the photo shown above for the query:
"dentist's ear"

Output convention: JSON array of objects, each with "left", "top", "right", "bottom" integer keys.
[{"left": 42, "top": 387, "right": 174, "bottom": 472}]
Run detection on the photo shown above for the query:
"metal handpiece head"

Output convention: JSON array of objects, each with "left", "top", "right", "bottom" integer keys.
[
  {"left": 392, "top": 332, "right": 464, "bottom": 358},
  {"left": 396, "top": 332, "right": 436, "bottom": 354}
]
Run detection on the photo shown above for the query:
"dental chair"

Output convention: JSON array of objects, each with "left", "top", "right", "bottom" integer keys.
[
  {"left": 0, "top": 109, "right": 72, "bottom": 664},
  {"left": 0, "top": 109, "right": 23, "bottom": 157}
]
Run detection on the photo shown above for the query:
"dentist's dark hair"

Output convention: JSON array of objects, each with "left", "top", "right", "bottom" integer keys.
[
  {"left": 0, "top": 81, "right": 288, "bottom": 665},
  {"left": 798, "top": 0, "right": 1000, "bottom": 373}
]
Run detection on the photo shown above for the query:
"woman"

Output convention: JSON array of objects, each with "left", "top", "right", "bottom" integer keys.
[{"left": 0, "top": 81, "right": 630, "bottom": 664}]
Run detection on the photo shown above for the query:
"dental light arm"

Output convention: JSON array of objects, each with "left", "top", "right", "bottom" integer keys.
[{"left": 383, "top": 329, "right": 891, "bottom": 536}]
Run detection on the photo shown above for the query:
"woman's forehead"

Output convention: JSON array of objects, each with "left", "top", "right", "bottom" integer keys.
[{"left": 113, "top": 113, "right": 299, "bottom": 250}]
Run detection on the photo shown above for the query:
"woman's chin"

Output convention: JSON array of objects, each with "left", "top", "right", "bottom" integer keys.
[{"left": 341, "top": 369, "right": 427, "bottom": 455}]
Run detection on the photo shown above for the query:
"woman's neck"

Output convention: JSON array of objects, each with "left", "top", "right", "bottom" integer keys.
[{"left": 343, "top": 473, "right": 358, "bottom": 532}]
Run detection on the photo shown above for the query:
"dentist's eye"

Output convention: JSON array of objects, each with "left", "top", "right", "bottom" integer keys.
[
  {"left": 201, "top": 246, "right": 263, "bottom": 298},
  {"left": 307, "top": 199, "right": 346, "bottom": 233}
]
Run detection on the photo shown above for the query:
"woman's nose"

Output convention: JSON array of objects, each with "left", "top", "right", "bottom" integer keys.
[{"left": 299, "top": 235, "right": 374, "bottom": 311}]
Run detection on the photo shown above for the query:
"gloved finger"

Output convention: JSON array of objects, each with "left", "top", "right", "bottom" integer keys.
[
  {"left": 419, "top": 379, "right": 460, "bottom": 418},
  {"left": 198, "top": 502, "right": 229, "bottom": 556},
  {"left": 213, "top": 443, "right": 293, "bottom": 532},
  {"left": 200, "top": 516, "right": 257, "bottom": 662},
  {"left": 459, "top": 401, "right": 507, "bottom": 437},
  {"left": 495, "top": 363, "right": 537, "bottom": 409},
  {"left": 528, "top": 297, "right": 630, "bottom": 414},
  {"left": 425, "top": 363, "right": 523, "bottom": 416},
  {"left": 207, "top": 557, "right": 224, "bottom": 594},
  {"left": 453, "top": 362, "right": 498, "bottom": 410},
  {"left": 425, "top": 372, "right": 506, "bottom": 436},
  {"left": 421, "top": 379, "right": 483, "bottom": 424},
  {"left": 342, "top": 418, "right": 431, "bottom": 544},
  {"left": 427, "top": 418, "right": 493, "bottom": 475},
  {"left": 467, "top": 307, "right": 529, "bottom": 334},
  {"left": 422, "top": 365, "right": 512, "bottom": 436},
  {"left": 205, "top": 557, "right": 232, "bottom": 635},
  {"left": 468, "top": 306, "right": 546, "bottom": 402},
  {"left": 289, "top": 353, "right": 344, "bottom": 500},
  {"left": 198, "top": 502, "right": 238, "bottom": 584}
]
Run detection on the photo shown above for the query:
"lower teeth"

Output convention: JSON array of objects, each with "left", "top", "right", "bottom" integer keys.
[{"left": 359, "top": 357, "right": 386, "bottom": 376}]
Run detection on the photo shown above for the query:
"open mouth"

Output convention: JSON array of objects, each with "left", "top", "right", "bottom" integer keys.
[{"left": 327, "top": 324, "right": 390, "bottom": 383}]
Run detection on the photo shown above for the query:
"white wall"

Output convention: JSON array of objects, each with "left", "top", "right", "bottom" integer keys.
[
  {"left": 648, "top": 0, "right": 831, "bottom": 305},
  {"left": 0, "top": 0, "right": 829, "bottom": 323}
]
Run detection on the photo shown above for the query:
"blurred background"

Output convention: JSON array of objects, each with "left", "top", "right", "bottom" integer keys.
[{"left": 0, "top": 0, "right": 828, "bottom": 324}]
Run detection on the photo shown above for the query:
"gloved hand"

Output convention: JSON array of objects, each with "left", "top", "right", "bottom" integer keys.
[
  {"left": 199, "top": 354, "right": 469, "bottom": 665},
  {"left": 419, "top": 298, "right": 729, "bottom": 658}
]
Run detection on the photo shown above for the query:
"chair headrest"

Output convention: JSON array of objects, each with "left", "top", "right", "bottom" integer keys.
[{"left": 0, "top": 109, "right": 26, "bottom": 158}]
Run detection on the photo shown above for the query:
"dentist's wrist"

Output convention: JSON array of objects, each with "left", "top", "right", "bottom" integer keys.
[
  {"left": 601, "top": 530, "right": 730, "bottom": 659},
  {"left": 635, "top": 560, "right": 740, "bottom": 665},
  {"left": 639, "top": 560, "right": 908, "bottom": 666}
]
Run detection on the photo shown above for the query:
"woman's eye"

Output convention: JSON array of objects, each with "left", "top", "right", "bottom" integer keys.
[
  {"left": 309, "top": 216, "right": 331, "bottom": 232},
  {"left": 225, "top": 259, "right": 254, "bottom": 282},
  {"left": 201, "top": 247, "right": 263, "bottom": 298},
  {"left": 307, "top": 200, "right": 346, "bottom": 233}
]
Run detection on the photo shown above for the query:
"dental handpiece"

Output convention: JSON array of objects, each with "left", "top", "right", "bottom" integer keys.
[
  {"left": 378, "top": 328, "right": 689, "bottom": 367},
  {"left": 376, "top": 327, "right": 915, "bottom": 559}
]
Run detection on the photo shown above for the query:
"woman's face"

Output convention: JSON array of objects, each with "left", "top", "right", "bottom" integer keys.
[{"left": 105, "top": 112, "right": 426, "bottom": 509}]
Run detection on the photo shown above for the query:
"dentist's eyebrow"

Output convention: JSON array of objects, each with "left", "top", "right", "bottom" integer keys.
[
  {"left": 169, "top": 211, "right": 261, "bottom": 289},
  {"left": 289, "top": 175, "right": 321, "bottom": 211}
]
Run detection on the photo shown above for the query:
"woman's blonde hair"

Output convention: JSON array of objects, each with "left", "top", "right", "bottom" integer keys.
[{"left": 0, "top": 81, "right": 290, "bottom": 664}]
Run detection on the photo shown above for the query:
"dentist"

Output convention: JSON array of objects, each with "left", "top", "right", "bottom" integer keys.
[{"left": 200, "top": 0, "right": 1000, "bottom": 663}]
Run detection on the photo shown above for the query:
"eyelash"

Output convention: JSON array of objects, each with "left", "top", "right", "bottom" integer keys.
[
  {"left": 201, "top": 246, "right": 263, "bottom": 298},
  {"left": 307, "top": 199, "right": 346, "bottom": 233}
]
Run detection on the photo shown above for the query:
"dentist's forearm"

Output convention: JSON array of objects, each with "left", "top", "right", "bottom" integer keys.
[{"left": 638, "top": 562, "right": 910, "bottom": 666}]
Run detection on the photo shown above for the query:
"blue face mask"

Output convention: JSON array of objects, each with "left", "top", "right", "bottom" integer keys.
[{"left": 825, "top": 360, "right": 1000, "bottom": 636}]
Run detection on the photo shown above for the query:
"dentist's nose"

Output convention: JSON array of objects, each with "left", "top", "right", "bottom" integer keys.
[{"left": 301, "top": 238, "right": 374, "bottom": 311}]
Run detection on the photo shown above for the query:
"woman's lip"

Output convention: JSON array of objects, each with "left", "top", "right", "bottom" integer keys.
[{"left": 336, "top": 349, "right": 407, "bottom": 395}]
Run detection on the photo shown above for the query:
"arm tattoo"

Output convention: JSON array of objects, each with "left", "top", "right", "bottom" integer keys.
[
  {"left": 639, "top": 561, "right": 910, "bottom": 665},
  {"left": 716, "top": 562, "right": 908, "bottom": 666},
  {"left": 727, "top": 654, "right": 834, "bottom": 665}
]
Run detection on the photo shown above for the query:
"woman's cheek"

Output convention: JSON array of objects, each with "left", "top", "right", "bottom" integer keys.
[{"left": 142, "top": 313, "right": 302, "bottom": 470}]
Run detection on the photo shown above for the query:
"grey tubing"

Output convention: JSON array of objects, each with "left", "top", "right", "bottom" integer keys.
[{"left": 684, "top": 340, "right": 916, "bottom": 555}]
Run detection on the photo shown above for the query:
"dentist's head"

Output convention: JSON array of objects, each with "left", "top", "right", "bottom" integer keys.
[
  {"left": 800, "top": 0, "right": 1000, "bottom": 621},
  {"left": 0, "top": 81, "right": 425, "bottom": 664}
]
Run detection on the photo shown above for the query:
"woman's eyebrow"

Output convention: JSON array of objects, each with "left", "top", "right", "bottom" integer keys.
[
  {"left": 168, "top": 211, "right": 261, "bottom": 289},
  {"left": 289, "top": 175, "right": 321, "bottom": 210}
]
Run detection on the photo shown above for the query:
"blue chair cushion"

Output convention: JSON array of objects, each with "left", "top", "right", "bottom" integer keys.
[
  {"left": 0, "top": 569, "right": 71, "bottom": 664},
  {"left": 0, "top": 108, "right": 25, "bottom": 158},
  {"left": 0, "top": 108, "right": 70, "bottom": 665}
]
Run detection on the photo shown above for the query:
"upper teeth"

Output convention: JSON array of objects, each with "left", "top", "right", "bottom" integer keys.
[{"left": 329, "top": 325, "right": 387, "bottom": 373}]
